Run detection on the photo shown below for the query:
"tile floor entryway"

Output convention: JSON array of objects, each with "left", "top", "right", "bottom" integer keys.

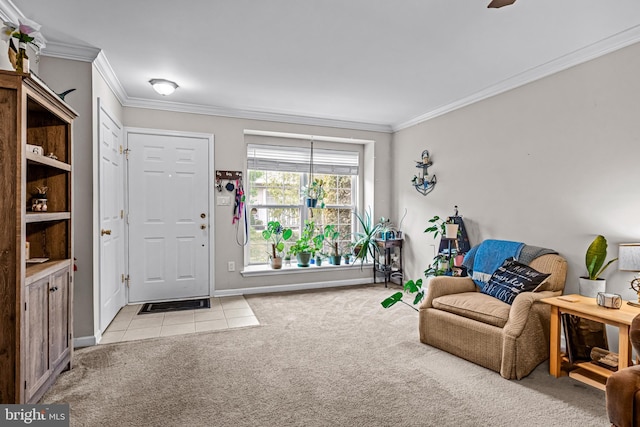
[{"left": 100, "top": 296, "right": 259, "bottom": 344}]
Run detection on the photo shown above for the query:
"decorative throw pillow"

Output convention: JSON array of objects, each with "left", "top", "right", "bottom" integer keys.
[{"left": 481, "top": 258, "right": 551, "bottom": 305}]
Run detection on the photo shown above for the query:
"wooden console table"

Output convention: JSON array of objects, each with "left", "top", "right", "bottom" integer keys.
[
  {"left": 373, "top": 239, "right": 403, "bottom": 287},
  {"left": 541, "top": 294, "right": 640, "bottom": 390}
]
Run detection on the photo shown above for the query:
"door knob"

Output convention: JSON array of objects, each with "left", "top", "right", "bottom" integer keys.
[
  {"left": 200, "top": 213, "right": 206, "bottom": 219},
  {"left": 200, "top": 224, "right": 207, "bottom": 230},
  {"left": 101, "top": 229, "right": 112, "bottom": 236}
]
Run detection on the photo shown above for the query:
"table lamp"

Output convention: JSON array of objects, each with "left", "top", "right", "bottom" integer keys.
[{"left": 619, "top": 243, "right": 640, "bottom": 307}]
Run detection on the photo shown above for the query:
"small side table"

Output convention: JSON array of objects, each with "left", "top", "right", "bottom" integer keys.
[
  {"left": 541, "top": 294, "right": 640, "bottom": 390},
  {"left": 373, "top": 238, "right": 403, "bottom": 287}
]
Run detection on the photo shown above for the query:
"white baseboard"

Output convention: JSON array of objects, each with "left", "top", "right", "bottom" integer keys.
[
  {"left": 212, "top": 277, "right": 373, "bottom": 297},
  {"left": 74, "top": 332, "right": 101, "bottom": 348}
]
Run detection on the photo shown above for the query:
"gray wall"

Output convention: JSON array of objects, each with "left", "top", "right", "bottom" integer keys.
[
  {"left": 392, "top": 41, "right": 640, "bottom": 302},
  {"left": 38, "top": 57, "right": 94, "bottom": 339}
]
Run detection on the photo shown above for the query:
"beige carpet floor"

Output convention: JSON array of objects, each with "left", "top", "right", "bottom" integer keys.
[{"left": 43, "top": 284, "right": 609, "bottom": 426}]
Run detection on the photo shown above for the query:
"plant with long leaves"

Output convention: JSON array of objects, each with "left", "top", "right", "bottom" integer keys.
[
  {"left": 381, "top": 279, "right": 424, "bottom": 311},
  {"left": 352, "top": 208, "right": 383, "bottom": 269}
]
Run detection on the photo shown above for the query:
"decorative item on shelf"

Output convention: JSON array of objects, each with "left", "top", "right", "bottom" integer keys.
[
  {"left": 0, "top": 37, "right": 13, "bottom": 71},
  {"left": 31, "top": 186, "right": 48, "bottom": 212},
  {"left": 56, "top": 88, "right": 76, "bottom": 101},
  {"left": 411, "top": 149, "right": 437, "bottom": 196},
  {"left": 596, "top": 292, "right": 623, "bottom": 309},
  {"left": 26, "top": 143, "right": 43, "bottom": 155},
  {"left": 578, "top": 235, "right": 618, "bottom": 298},
  {"left": 618, "top": 243, "right": 640, "bottom": 307},
  {"left": 1, "top": 18, "right": 43, "bottom": 73}
]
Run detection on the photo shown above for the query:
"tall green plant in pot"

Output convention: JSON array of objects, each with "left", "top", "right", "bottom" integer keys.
[
  {"left": 322, "top": 224, "right": 342, "bottom": 265},
  {"left": 578, "top": 235, "right": 618, "bottom": 297},
  {"left": 352, "top": 208, "right": 382, "bottom": 269}
]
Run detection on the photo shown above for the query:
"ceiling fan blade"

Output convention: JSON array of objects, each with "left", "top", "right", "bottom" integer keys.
[{"left": 487, "top": 0, "right": 516, "bottom": 8}]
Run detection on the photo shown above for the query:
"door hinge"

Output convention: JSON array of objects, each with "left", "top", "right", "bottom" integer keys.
[
  {"left": 120, "top": 210, "right": 124, "bottom": 219},
  {"left": 24, "top": 302, "right": 27, "bottom": 311},
  {"left": 123, "top": 148, "right": 131, "bottom": 160},
  {"left": 24, "top": 380, "right": 26, "bottom": 390}
]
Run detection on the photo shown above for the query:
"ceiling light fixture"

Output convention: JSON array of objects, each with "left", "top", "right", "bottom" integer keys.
[{"left": 149, "top": 79, "right": 179, "bottom": 96}]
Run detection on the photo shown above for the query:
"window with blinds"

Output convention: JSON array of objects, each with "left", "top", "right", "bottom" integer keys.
[{"left": 246, "top": 143, "right": 360, "bottom": 265}]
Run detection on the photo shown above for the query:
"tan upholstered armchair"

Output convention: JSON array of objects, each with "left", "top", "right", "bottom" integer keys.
[
  {"left": 419, "top": 254, "right": 567, "bottom": 379},
  {"left": 606, "top": 314, "right": 640, "bottom": 427}
]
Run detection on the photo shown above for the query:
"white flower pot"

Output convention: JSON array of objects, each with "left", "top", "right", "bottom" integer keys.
[
  {"left": 445, "top": 223, "right": 459, "bottom": 239},
  {"left": 578, "top": 277, "right": 606, "bottom": 298},
  {"left": 0, "top": 39, "right": 15, "bottom": 71}
]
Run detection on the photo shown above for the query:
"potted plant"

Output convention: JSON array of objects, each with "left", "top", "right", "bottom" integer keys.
[
  {"left": 578, "top": 235, "right": 618, "bottom": 297},
  {"left": 425, "top": 215, "right": 458, "bottom": 239},
  {"left": 343, "top": 253, "right": 351, "bottom": 264},
  {"left": 313, "top": 232, "right": 325, "bottom": 266},
  {"left": 261, "top": 221, "right": 293, "bottom": 269},
  {"left": 303, "top": 179, "right": 325, "bottom": 208},
  {"left": 322, "top": 224, "right": 342, "bottom": 265},
  {"left": 352, "top": 208, "right": 383, "bottom": 269},
  {"left": 288, "top": 220, "right": 315, "bottom": 267}
]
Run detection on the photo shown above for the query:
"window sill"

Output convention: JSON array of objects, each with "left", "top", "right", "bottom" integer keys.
[{"left": 241, "top": 262, "right": 372, "bottom": 277}]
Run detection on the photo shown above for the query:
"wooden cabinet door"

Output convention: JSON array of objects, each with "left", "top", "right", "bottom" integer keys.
[
  {"left": 25, "top": 276, "right": 50, "bottom": 401},
  {"left": 49, "top": 267, "right": 70, "bottom": 368}
]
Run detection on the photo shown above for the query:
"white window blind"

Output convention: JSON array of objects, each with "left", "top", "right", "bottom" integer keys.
[{"left": 247, "top": 144, "right": 359, "bottom": 176}]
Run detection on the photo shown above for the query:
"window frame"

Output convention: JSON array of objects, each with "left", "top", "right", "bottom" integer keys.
[{"left": 244, "top": 166, "right": 360, "bottom": 267}]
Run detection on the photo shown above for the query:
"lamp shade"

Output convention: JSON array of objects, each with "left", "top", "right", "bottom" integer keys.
[
  {"left": 149, "top": 79, "right": 178, "bottom": 96},
  {"left": 618, "top": 243, "right": 640, "bottom": 271}
]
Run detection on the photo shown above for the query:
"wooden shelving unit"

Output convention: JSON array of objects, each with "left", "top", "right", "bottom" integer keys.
[{"left": 0, "top": 70, "right": 77, "bottom": 404}]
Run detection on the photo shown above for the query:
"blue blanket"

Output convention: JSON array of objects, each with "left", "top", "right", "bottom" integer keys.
[{"left": 462, "top": 240, "right": 524, "bottom": 289}]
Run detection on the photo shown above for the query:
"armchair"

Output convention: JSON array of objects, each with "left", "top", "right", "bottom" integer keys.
[
  {"left": 606, "top": 313, "right": 640, "bottom": 427},
  {"left": 419, "top": 253, "right": 567, "bottom": 379}
]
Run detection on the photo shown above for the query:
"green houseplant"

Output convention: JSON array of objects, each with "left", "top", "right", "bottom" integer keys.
[
  {"left": 303, "top": 179, "right": 325, "bottom": 208},
  {"left": 261, "top": 221, "right": 293, "bottom": 269},
  {"left": 381, "top": 278, "right": 425, "bottom": 311},
  {"left": 425, "top": 215, "right": 459, "bottom": 239},
  {"left": 578, "top": 235, "right": 618, "bottom": 297},
  {"left": 352, "top": 208, "right": 383, "bottom": 269},
  {"left": 322, "top": 224, "right": 342, "bottom": 265},
  {"left": 288, "top": 220, "right": 316, "bottom": 267}
]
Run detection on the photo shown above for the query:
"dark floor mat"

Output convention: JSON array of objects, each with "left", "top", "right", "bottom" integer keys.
[{"left": 138, "top": 298, "right": 210, "bottom": 314}]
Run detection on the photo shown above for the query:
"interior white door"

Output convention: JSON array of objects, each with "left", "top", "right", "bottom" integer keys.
[
  {"left": 127, "top": 131, "right": 210, "bottom": 303},
  {"left": 98, "top": 100, "right": 126, "bottom": 332}
]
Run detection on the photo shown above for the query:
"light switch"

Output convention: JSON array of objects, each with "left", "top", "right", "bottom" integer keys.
[{"left": 217, "top": 196, "right": 231, "bottom": 206}]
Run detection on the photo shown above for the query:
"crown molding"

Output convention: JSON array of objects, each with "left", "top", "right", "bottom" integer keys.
[
  {"left": 92, "top": 50, "right": 128, "bottom": 105},
  {"left": 123, "top": 97, "right": 393, "bottom": 133},
  {"left": 393, "top": 24, "right": 640, "bottom": 132},
  {"left": 42, "top": 41, "right": 100, "bottom": 62},
  {"left": 0, "top": 0, "right": 21, "bottom": 23}
]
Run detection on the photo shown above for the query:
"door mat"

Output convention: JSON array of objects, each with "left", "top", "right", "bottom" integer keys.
[{"left": 138, "top": 298, "right": 211, "bottom": 314}]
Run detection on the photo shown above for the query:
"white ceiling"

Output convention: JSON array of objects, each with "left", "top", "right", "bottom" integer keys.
[{"left": 8, "top": 0, "right": 640, "bottom": 132}]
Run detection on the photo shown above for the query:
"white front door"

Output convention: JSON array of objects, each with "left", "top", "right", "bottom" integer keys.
[
  {"left": 98, "top": 100, "right": 126, "bottom": 332},
  {"left": 127, "top": 130, "right": 211, "bottom": 303}
]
